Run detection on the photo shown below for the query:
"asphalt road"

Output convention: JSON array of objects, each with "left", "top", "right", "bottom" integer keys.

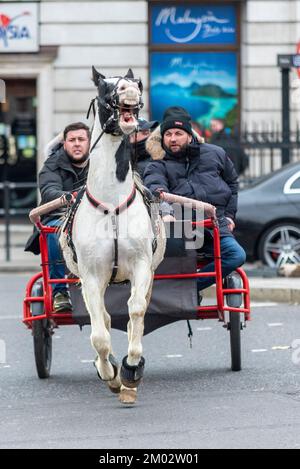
[{"left": 0, "top": 273, "right": 300, "bottom": 449}]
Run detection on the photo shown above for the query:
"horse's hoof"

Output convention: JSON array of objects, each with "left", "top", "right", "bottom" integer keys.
[
  {"left": 107, "top": 375, "right": 122, "bottom": 394},
  {"left": 108, "top": 384, "right": 121, "bottom": 394},
  {"left": 119, "top": 387, "right": 137, "bottom": 405},
  {"left": 94, "top": 354, "right": 119, "bottom": 382},
  {"left": 120, "top": 355, "right": 145, "bottom": 389}
]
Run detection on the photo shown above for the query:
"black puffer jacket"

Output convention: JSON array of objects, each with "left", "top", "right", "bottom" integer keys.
[
  {"left": 144, "top": 142, "right": 238, "bottom": 237},
  {"left": 25, "top": 146, "right": 88, "bottom": 254},
  {"left": 39, "top": 146, "right": 89, "bottom": 218}
]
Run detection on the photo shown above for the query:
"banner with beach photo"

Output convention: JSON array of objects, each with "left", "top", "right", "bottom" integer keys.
[{"left": 150, "top": 51, "right": 238, "bottom": 130}]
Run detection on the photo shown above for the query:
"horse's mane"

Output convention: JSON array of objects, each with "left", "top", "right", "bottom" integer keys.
[{"left": 133, "top": 170, "right": 145, "bottom": 195}]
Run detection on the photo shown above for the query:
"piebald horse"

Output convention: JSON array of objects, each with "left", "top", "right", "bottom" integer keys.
[{"left": 60, "top": 68, "right": 166, "bottom": 404}]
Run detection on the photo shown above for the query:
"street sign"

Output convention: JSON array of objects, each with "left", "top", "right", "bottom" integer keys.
[
  {"left": 277, "top": 54, "right": 300, "bottom": 69},
  {"left": 292, "top": 55, "right": 300, "bottom": 68}
]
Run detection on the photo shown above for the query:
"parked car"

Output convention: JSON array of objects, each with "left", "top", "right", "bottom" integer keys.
[{"left": 235, "top": 162, "right": 300, "bottom": 267}]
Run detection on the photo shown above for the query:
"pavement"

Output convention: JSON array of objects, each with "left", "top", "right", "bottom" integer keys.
[{"left": 0, "top": 247, "right": 300, "bottom": 304}]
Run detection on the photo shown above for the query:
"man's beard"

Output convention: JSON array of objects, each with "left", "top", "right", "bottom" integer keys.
[
  {"left": 66, "top": 151, "right": 89, "bottom": 165},
  {"left": 164, "top": 142, "right": 189, "bottom": 154}
]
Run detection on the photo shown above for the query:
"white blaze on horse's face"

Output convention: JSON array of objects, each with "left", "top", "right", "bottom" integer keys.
[{"left": 116, "top": 78, "right": 141, "bottom": 135}]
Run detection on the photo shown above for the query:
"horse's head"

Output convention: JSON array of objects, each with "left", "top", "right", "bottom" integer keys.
[{"left": 92, "top": 67, "right": 143, "bottom": 135}]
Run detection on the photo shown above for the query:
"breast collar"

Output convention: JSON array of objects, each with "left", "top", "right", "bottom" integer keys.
[
  {"left": 85, "top": 185, "right": 136, "bottom": 215},
  {"left": 85, "top": 185, "right": 137, "bottom": 284}
]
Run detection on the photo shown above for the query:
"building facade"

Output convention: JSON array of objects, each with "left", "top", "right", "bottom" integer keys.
[{"left": 1, "top": 0, "right": 300, "bottom": 178}]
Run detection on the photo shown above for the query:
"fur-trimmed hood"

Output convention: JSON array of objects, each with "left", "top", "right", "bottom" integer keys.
[
  {"left": 145, "top": 125, "right": 205, "bottom": 160},
  {"left": 44, "top": 132, "right": 63, "bottom": 159}
]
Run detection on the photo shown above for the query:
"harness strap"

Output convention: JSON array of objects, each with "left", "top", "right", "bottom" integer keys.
[
  {"left": 89, "top": 128, "right": 105, "bottom": 154},
  {"left": 110, "top": 214, "right": 119, "bottom": 284},
  {"left": 85, "top": 185, "right": 136, "bottom": 216},
  {"left": 86, "top": 98, "right": 96, "bottom": 120},
  {"left": 85, "top": 186, "right": 137, "bottom": 284},
  {"left": 63, "top": 186, "right": 86, "bottom": 263}
]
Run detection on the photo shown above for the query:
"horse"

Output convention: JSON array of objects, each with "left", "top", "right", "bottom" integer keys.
[{"left": 60, "top": 67, "right": 166, "bottom": 404}]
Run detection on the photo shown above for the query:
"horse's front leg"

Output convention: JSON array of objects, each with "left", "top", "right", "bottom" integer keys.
[
  {"left": 80, "top": 275, "right": 120, "bottom": 386},
  {"left": 121, "top": 261, "right": 153, "bottom": 391}
]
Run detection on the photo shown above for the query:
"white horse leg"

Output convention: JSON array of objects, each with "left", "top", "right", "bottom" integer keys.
[
  {"left": 119, "top": 274, "right": 153, "bottom": 404},
  {"left": 127, "top": 264, "right": 153, "bottom": 366},
  {"left": 102, "top": 307, "right": 122, "bottom": 393},
  {"left": 81, "top": 276, "right": 118, "bottom": 382},
  {"left": 127, "top": 265, "right": 153, "bottom": 366}
]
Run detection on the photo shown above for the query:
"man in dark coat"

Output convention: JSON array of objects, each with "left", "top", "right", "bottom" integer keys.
[
  {"left": 144, "top": 107, "right": 246, "bottom": 294},
  {"left": 129, "top": 118, "right": 159, "bottom": 179},
  {"left": 25, "top": 122, "right": 90, "bottom": 312}
]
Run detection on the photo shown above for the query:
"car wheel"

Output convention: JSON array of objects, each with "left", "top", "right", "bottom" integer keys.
[{"left": 258, "top": 223, "right": 300, "bottom": 267}]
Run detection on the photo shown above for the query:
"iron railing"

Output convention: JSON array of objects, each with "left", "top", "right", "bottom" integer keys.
[
  {"left": 240, "top": 127, "right": 300, "bottom": 183},
  {"left": 0, "top": 181, "right": 37, "bottom": 261}
]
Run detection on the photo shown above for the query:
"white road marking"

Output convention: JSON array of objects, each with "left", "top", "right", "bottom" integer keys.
[
  {"left": 80, "top": 359, "right": 94, "bottom": 363},
  {"left": 251, "top": 302, "right": 278, "bottom": 307},
  {"left": 166, "top": 354, "right": 183, "bottom": 358},
  {"left": 272, "top": 346, "right": 291, "bottom": 351},
  {"left": 251, "top": 349, "right": 268, "bottom": 353},
  {"left": 197, "top": 327, "right": 212, "bottom": 331},
  {"left": 268, "top": 323, "right": 283, "bottom": 327},
  {"left": 0, "top": 316, "right": 19, "bottom": 320}
]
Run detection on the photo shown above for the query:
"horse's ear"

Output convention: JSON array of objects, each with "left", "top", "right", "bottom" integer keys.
[
  {"left": 92, "top": 66, "right": 105, "bottom": 85},
  {"left": 125, "top": 68, "right": 134, "bottom": 79}
]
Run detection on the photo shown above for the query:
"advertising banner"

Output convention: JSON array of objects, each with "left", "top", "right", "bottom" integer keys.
[
  {"left": 151, "top": 4, "right": 237, "bottom": 45},
  {"left": 0, "top": 2, "right": 39, "bottom": 53},
  {"left": 150, "top": 51, "right": 238, "bottom": 129}
]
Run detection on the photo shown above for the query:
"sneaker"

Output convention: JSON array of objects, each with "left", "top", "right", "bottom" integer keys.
[{"left": 53, "top": 291, "right": 72, "bottom": 313}]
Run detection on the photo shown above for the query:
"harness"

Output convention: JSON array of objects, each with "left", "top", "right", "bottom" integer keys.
[
  {"left": 64, "top": 185, "right": 157, "bottom": 285},
  {"left": 86, "top": 185, "right": 137, "bottom": 284}
]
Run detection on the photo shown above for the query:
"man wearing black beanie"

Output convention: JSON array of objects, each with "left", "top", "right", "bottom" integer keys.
[
  {"left": 144, "top": 106, "right": 246, "bottom": 297},
  {"left": 160, "top": 106, "right": 193, "bottom": 137}
]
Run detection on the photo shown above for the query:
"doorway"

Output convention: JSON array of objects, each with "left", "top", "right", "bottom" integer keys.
[{"left": 0, "top": 78, "right": 37, "bottom": 210}]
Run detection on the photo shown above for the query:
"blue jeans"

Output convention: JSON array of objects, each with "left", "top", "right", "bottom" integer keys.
[
  {"left": 197, "top": 236, "right": 246, "bottom": 291},
  {"left": 46, "top": 219, "right": 66, "bottom": 295}
]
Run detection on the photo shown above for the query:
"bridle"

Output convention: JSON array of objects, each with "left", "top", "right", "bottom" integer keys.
[
  {"left": 84, "top": 75, "right": 144, "bottom": 284},
  {"left": 87, "top": 76, "right": 144, "bottom": 153}
]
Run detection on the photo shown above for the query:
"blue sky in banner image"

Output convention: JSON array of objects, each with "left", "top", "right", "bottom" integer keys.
[{"left": 150, "top": 52, "right": 238, "bottom": 128}]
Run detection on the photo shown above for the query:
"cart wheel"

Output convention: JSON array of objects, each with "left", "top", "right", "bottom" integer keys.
[
  {"left": 32, "top": 319, "right": 52, "bottom": 379},
  {"left": 229, "top": 312, "right": 241, "bottom": 372}
]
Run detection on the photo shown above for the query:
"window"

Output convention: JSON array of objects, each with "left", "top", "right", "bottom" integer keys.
[
  {"left": 284, "top": 171, "right": 300, "bottom": 194},
  {"left": 149, "top": 1, "right": 241, "bottom": 134}
]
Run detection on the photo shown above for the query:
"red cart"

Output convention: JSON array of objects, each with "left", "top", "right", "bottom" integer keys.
[{"left": 23, "top": 217, "right": 251, "bottom": 379}]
